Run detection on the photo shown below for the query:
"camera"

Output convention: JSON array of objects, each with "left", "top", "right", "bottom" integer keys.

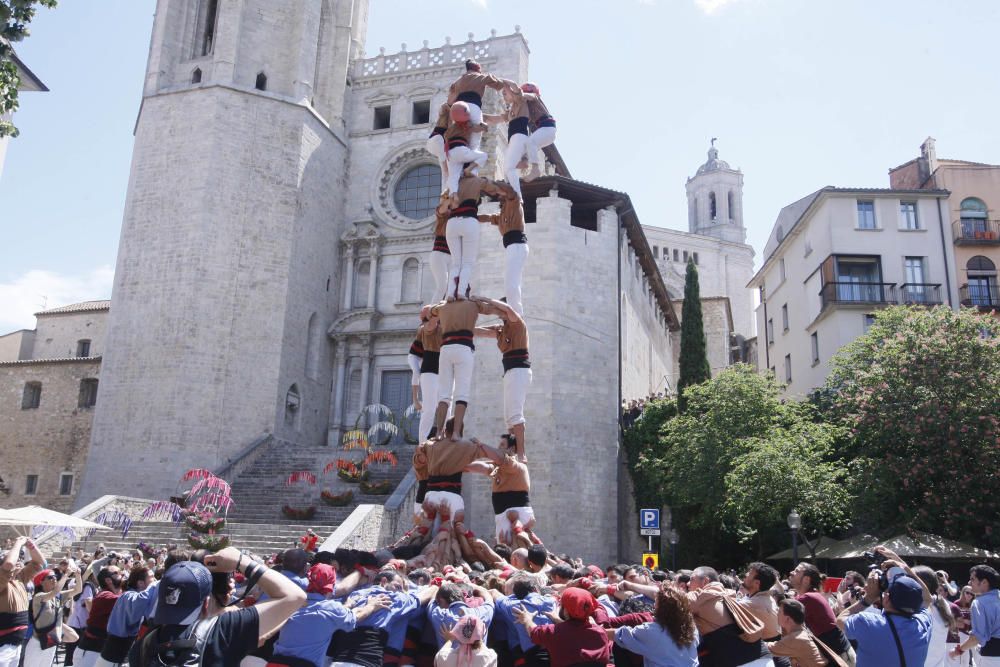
[{"left": 862, "top": 550, "right": 886, "bottom": 566}]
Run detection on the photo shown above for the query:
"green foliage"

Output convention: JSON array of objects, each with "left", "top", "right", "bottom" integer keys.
[
  {"left": 637, "top": 365, "right": 851, "bottom": 563},
  {"left": 622, "top": 398, "right": 677, "bottom": 508},
  {"left": 824, "top": 306, "right": 1000, "bottom": 546},
  {"left": 677, "top": 260, "right": 711, "bottom": 412},
  {"left": 0, "top": 1, "right": 57, "bottom": 139}
]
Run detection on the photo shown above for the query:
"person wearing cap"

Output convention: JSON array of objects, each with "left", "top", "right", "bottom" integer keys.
[
  {"left": 520, "top": 84, "right": 556, "bottom": 182},
  {"left": 950, "top": 564, "right": 1000, "bottom": 665},
  {"left": 428, "top": 583, "right": 495, "bottom": 650},
  {"left": 446, "top": 60, "right": 509, "bottom": 153},
  {"left": 24, "top": 564, "right": 83, "bottom": 667},
  {"left": 434, "top": 616, "right": 496, "bottom": 667},
  {"left": 836, "top": 546, "right": 933, "bottom": 667},
  {"left": 0, "top": 537, "right": 45, "bottom": 667},
  {"left": 270, "top": 564, "right": 390, "bottom": 667},
  {"left": 128, "top": 546, "right": 306, "bottom": 667},
  {"left": 94, "top": 566, "right": 156, "bottom": 667},
  {"left": 512, "top": 587, "right": 611, "bottom": 667}
]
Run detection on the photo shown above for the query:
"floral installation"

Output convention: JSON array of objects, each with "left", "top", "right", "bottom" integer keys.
[
  {"left": 320, "top": 489, "right": 354, "bottom": 506},
  {"left": 282, "top": 505, "right": 316, "bottom": 520}
]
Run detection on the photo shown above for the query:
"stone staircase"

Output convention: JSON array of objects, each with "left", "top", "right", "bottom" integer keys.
[{"left": 58, "top": 437, "right": 414, "bottom": 557}]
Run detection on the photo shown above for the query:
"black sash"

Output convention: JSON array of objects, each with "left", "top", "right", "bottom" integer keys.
[
  {"left": 327, "top": 626, "right": 387, "bottom": 667},
  {"left": 449, "top": 199, "right": 479, "bottom": 219},
  {"left": 492, "top": 490, "right": 530, "bottom": 514},
  {"left": 442, "top": 330, "right": 475, "bottom": 350},
  {"left": 430, "top": 126, "right": 446, "bottom": 138},
  {"left": 508, "top": 116, "right": 529, "bottom": 139},
  {"left": 536, "top": 114, "right": 556, "bottom": 128},
  {"left": 982, "top": 637, "right": 1000, "bottom": 656},
  {"left": 502, "top": 349, "right": 531, "bottom": 372},
  {"left": 420, "top": 351, "right": 440, "bottom": 374},
  {"left": 427, "top": 473, "right": 463, "bottom": 491},
  {"left": 408, "top": 340, "right": 424, "bottom": 357},
  {"left": 456, "top": 91, "right": 482, "bottom": 107},
  {"left": 415, "top": 479, "right": 429, "bottom": 504},
  {"left": 432, "top": 235, "right": 450, "bottom": 254},
  {"left": 0, "top": 610, "right": 29, "bottom": 646},
  {"left": 502, "top": 230, "right": 527, "bottom": 247}
]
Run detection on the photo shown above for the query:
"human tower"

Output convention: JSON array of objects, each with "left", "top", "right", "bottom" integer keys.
[{"left": 395, "top": 59, "right": 558, "bottom": 569}]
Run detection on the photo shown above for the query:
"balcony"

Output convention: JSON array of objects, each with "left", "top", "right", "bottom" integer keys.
[
  {"left": 953, "top": 219, "right": 1000, "bottom": 244},
  {"left": 960, "top": 283, "right": 1000, "bottom": 310},
  {"left": 899, "top": 283, "right": 943, "bottom": 306},
  {"left": 821, "top": 282, "right": 897, "bottom": 309}
]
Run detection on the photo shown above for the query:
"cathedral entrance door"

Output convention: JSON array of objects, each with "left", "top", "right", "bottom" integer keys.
[{"left": 378, "top": 370, "right": 411, "bottom": 446}]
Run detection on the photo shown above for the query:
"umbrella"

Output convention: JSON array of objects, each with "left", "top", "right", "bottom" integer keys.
[
  {"left": 0, "top": 506, "right": 112, "bottom": 536},
  {"left": 877, "top": 532, "right": 999, "bottom": 561}
]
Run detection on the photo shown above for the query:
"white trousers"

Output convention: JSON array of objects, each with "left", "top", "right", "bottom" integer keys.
[
  {"left": 504, "top": 133, "right": 530, "bottom": 197},
  {"left": 407, "top": 353, "right": 421, "bottom": 389},
  {"left": 430, "top": 250, "right": 451, "bottom": 301},
  {"left": 466, "top": 103, "right": 484, "bottom": 151},
  {"left": 438, "top": 345, "right": 474, "bottom": 404},
  {"left": 445, "top": 216, "right": 480, "bottom": 299},
  {"left": 418, "top": 372, "right": 439, "bottom": 440},
  {"left": 504, "top": 242, "right": 529, "bottom": 316},
  {"left": 494, "top": 506, "right": 535, "bottom": 541},
  {"left": 445, "top": 147, "right": 487, "bottom": 195},
  {"left": 503, "top": 367, "right": 532, "bottom": 428},
  {"left": 528, "top": 126, "right": 557, "bottom": 166},
  {"left": 0, "top": 645, "right": 20, "bottom": 667},
  {"left": 23, "top": 641, "right": 57, "bottom": 667},
  {"left": 425, "top": 134, "right": 448, "bottom": 193},
  {"left": 424, "top": 490, "right": 465, "bottom": 517}
]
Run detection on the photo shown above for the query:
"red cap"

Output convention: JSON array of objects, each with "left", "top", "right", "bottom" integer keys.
[
  {"left": 587, "top": 565, "right": 605, "bottom": 579},
  {"left": 307, "top": 564, "right": 337, "bottom": 595},
  {"left": 32, "top": 569, "right": 54, "bottom": 588},
  {"left": 520, "top": 82, "right": 540, "bottom": 95},
  {"left": 560, "top": 587, "right": 597, "bottom": 621},
  {"left": 450, "top": 102, "right": 471, "bottom": 124}
]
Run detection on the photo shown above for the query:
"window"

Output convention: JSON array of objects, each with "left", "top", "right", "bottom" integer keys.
[
  {"left": 78, "top": 379, "right": 98, "bottom": 408},
  {"left": 353, "top": 260, "right": 370, "bottom": 308},
  {"left": 863, "top": 313, "right": 876, "bottom": 333},
  {"left": 683, "top": 250, "right": 689, "bottom": 262},
  {"left": 373, "top": 105, "right": 391, "bottom": 130},
  {"left": 781, "top": 304, "right": 789, "bottom": 332},
  {"left": 966, "top": 255, "right": 998, "bottom": 306},
  {"left": 411, "top": 100, "right": 430, "bottom": 125},
  {"left": 779, "top": 258, "right": 786, "bottom": 282},
  {"left": 709, "top": 192, "right": 717, "bottom": 220},
  {"left": 195, "top": 0, "right": 219, "bottom": 57},
  {"left": 960, "top": 197, "right": 989, "bottom": 238},
  {"left": 393, "top": 164, "right": 441, "bottom": 220},
  {"left": 811, "top": 333, "right": 819, "bottom": 364},
  {"left": 21, "top": 382, "right": 41, "bottom": 410},
  {"left": 59, "top": 473, "right": 73, "bottom": 496},
  {"left": 401, "top": 258, "right": 420, "bottom": 302},
  {"left": 76, "top": 339, "right": 91, "bottom": 358},
  {"left": 784, "top": 354, "right": 792, "bottom": 382},
  {"left": 766, "top": 319, "right": 774, "bottom": 345},
  {"left": 857, "top": 201, "right": 877, "bottom": 229},
  {"left": 903, "top": 256, "right": 930, "bottom": 303},
  {"left": 900, "top": 201, "right": 919, "bottom": 229},
  {"left": 284, "top": 385, "right": 301, "bottom": 429},
  {"left": 652, "top": 246, "right": 658, "bottom": 259},
  {"left": 191, "top": 68, "right": 202, "bottom": 84},
  {"left": 693, "top": 252, "right": 699, "bottom": 265},
  {"left": 673, "top": 249, "right": 679, "bottom": 262},
  {"left": 24, "top": 475, "right": 38, "bottom": 496},
  {"left": 727, "top": 191, "right": 735, "bottom": 220},
  {"left": 254, "top": 72, "right": 267, "bottom": 91}
]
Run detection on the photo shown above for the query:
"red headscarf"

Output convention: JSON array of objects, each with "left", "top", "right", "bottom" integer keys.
[{"left": 560, "top": 587, "right": 597, "bottom": 620}]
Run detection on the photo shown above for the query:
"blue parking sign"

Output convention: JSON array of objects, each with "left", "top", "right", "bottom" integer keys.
[{"left": 640, "top": 508, "right": 660, "bottom": 530}]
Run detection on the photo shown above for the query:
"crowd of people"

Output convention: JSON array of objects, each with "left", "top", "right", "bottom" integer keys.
[
  {"left": 2, "top": 536, "right": 1000, "bottom": 667},
  {"left": 620, "top": 394, "right": 668, "bottom": 430}
]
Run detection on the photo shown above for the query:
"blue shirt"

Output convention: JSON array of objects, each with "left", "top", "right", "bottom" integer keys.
[
  {"left": 614, "top": 622, "right": 699, "bottom": 667},
  {"left": 427, "top": 600, "right": 494, "bottom": 648},
  {"left": 107, "top": 582, "right": 159, "bottom": 637},
  {"left": 496, "top": 593, "right": 556, "bottom": 652},
  {"left": 844, "top": 608, "right": 932, "bottom": 667},
  {"left": 972, "top": 590, "right": 1000, "bottom": 646},
  {"left": 344, "top": 586, "right": 422, "bottom": 651},
  {"left": 273, "top": 593, "right": 356, "bottom": 667}
]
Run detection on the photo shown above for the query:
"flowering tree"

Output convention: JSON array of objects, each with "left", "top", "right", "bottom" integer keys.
[{"left": 824, "top": 306, "right": 1000, "bottom": 546}]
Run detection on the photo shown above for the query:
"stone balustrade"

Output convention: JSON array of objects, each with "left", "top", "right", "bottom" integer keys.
[{"left": 353, "top": 28, "right": 523, "bottom": 80}]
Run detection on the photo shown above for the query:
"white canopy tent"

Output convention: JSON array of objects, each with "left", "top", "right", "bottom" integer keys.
[{"left": 0, "top": 506, "right": 111, "bottom": 537}]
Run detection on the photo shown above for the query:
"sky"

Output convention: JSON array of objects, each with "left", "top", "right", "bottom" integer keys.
[{"left": 2, "top": 0, "right": 999, "bottom": 332}]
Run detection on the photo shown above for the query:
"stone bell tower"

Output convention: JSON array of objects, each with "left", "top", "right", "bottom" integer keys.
[
  {"left": 77, "top": 0, "right": 368, "bottom": 505},
  {"left": 686, "top": 139, "right": 747, "bottom": 245}
]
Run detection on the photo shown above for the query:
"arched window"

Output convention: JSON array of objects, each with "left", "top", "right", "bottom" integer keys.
[
  {"left": 966, "top": 256, "right": 998, "bottom": 307},
  {"left": 709, "top": 192, "right": 718, "bottom": 220},
  {"left": 353, "top": 260, "right": 370, "bottom": 308},
  {"left": 968, "top": 256, "right": 996, "bottom": 273},
  {"left": 284, "top": 384, "right": 301, "bottom": 429},
  {"left": 305, "top": 313, "right": 322, "bottom": 380},
  {"left": 191, "top": 68, "right": 202, "bottom": 84},
  {"left": 393, "top": 164, "right": 442, "bottom": 220},
  {"left": 255, "top": 72, "right": 267, "bottom": 91},
  {"left": 960, "top": 197, "right": 990, "bottom": 237},
  {"left": 961, "top": 197, "right": 988, "bottom": 217},
  {"left": 401, "top": 258, "right": 420, "bottom": 302},
  {"left": 727, "top": 191, "right": 735, "bottom": 220}
]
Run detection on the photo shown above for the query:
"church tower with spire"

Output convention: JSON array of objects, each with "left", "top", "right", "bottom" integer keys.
[{"left": 686, "top": 140, "right": 747, "bottom": 245}]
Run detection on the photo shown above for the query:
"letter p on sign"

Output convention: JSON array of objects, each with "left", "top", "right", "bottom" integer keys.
[{"left": 640, "top": 509, "right": 659, "bottom": 530}]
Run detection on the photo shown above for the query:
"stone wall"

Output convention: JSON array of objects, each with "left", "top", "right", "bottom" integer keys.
[
  {"left": 0, "top": 359, "right": 100, "bottom": 511},
  {"left": 32, "top": 310, "right": 108, "bottom": 360},
  {"left": 0, "top": 331, "right": 33, "bottom": 363}
]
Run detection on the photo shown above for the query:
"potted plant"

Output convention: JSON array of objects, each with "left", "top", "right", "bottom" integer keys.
[{"left": 320, "top": 489, "right": 354, "bottom": 506}]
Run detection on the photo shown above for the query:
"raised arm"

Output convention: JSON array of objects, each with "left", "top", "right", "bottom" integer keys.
[
  {"left": 464, "top": 461, "right": 495, "bottom": 476},
  {"left": 475, "top": 297, "right": 520, "bottom": 322},
  {"left": 877, "top": 546, "right": 932, "bottom": 608}
]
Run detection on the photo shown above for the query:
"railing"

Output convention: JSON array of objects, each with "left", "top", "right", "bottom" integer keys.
[
  {"left": 960, "top": 283, "right": 1000, "bottom": 309},
  {"left": 213, "top": 433, "right": 273, "bottom": 480},
  {"left": 316, "top": 469, "right": 417, "bottom": 553},
  {"left": 821, "top": 282, "right": 897, "bottom": 308},
  {"left": 353, "top": 30, "right": 519, "bottom": 79},
  {"left": 31, "top": 495, "right": 155, "bottom": 556},
  {"left": 899, "top": 283, "right": 943, "bottom": 305},
  {"left": 953, "top": 219, "right": 1000, "bottom": 244}
]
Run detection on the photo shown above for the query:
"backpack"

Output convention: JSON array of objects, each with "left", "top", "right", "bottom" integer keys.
[{"left": 134, "top": 617, "right": 220, "bottom": 667}]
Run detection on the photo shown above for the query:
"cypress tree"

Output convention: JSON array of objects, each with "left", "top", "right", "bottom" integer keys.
[{"left": 677, "top": 259, "right": 711, "bottom": 412}]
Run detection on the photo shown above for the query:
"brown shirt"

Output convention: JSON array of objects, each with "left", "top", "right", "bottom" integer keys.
[
  {"left": 418, "top": 322, "right": 442, "bottom": 353},
  {"left": 742, "top": 592, "right": 781, "bottom": 639},
  {"left": 491, "top": 318, "right": 528, "bottom": 354},
  {"left": 523, "top": 93, "right": 551, "bottom": 125},
  {"left": 430, "top": 298, "right": 498, "bottom": 335},
  {"left": 413, "top": 440, "right": 431, "bottom": 481},
  {"left": 765, "top": 628, "right": 827, "bottom": 667},
  {"left": 427, "top": 438, "right": 484, "bottom": 477},
  {"left": 506, "top": 87, "right": 528, "bottom": 121},
  {"left": 0, "top": 561, "right": 41, "bottom": 617},
  {"left": 687, "top": 583, "right": 736, "bottom": 636},
  {"left": 444, "top": 120, "right": 484, "bottom": 147},
  {"left": 491, "top": 455, "right": 530, "bottom": 493},
  {"left": 480, "top": 197, "right": 525, "bottom": 235},
  {"left": 434, "top": 208, "right": 449, "bottom": 237},
  {"left": 449, "top": 72, "right": 505, "bottom": 102},
  {"left": 452, "top": 176, "right": 501, "bottom": 208}
]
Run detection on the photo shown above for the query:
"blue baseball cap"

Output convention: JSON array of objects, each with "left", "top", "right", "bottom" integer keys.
[
  {"left": 888, "top": 572, "right": 924, "bottom": 615},
  {"left": 154, "top": 561, "right": 213, "bottom": 625}
]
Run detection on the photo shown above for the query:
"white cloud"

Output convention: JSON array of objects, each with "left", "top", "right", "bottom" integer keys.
[
  {"left": 694, "top": 0, "right": 745, "bottom": 14},
  {"left": 0, "top": 266, "right": 114, "bottom": 333}
]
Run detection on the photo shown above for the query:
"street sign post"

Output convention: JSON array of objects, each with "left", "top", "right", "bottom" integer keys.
[
  {"left": 642, "top": 553, "right": 659, "bottom": 570},
  {"left": 640, "top": 508, "right": 661, "bottom": 552}
]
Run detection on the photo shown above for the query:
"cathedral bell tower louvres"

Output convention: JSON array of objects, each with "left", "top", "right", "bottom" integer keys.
[
  {"left": 686, "top": 140, "right": 747, "bottom": 245},
  {"left": 77, "top": 0, "right": 369, "bottom": 505}
]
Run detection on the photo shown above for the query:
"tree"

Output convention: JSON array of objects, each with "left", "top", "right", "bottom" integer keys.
[
  {"left": 622, "top": 397, "right": 677, "bottom": 509},
  {"left": 1, "top": 1, "right": 57, "bottom": 139},
  {"left": 825, "top": 305, "right": 1000, "bottom": 546},
  {"left": 638, "top": 365, "right": 851, "bottom": 563},
  {"left": 677, "top": 259, "right": 711, "bottom": 412}
]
